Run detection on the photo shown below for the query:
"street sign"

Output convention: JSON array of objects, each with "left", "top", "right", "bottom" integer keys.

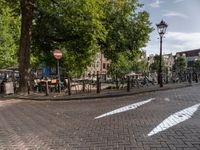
[
  {"left": 53, "top": 49, "right": 62, "bottom": 93},
  {"left": 53, "top": 49, "right": 63, "bottom": 60}
]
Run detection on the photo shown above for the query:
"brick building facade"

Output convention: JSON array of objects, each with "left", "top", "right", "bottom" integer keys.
[{"left": 86, "top": 52, "right": 111, "bottom": 79}]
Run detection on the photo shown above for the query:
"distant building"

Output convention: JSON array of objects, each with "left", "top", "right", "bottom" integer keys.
[
  {"left": 163, "top": 53, "right": 174, "bottom": 81},
  {"left": 147, "top": 54, "right": 154, "bottom": 71},
  {"left": 147, "top": 53, "right": 174, "bottom": 82},
  {"left": 176, "top": 48, "right": 200, "bottom": 67},
  {"left": 86, "top": 52, "right": 111, "bottom": 79}
]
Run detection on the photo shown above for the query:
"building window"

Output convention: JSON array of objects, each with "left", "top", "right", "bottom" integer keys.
[{"left": 103, "top": 63, "right": 106, "bottom": 69}]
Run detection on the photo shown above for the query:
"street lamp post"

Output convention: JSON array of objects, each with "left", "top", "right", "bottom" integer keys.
[{"left": 156, "top": 20, "right": 168, "bottom": 87}]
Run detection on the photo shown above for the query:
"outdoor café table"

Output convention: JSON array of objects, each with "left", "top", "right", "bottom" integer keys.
[{"left": 35, "top": 79, "right": 51, "bottom": 92}]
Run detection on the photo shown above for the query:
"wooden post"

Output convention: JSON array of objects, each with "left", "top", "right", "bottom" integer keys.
[
  {"left": 97, "top": 72, "right": 100, "bottom": 93},
  {"left": 27, "top": 82, "right": 30, "bottom": 95},
  {"left": 68, "top": 78, "right": 71, "bottom": 95},
  {"left": 45, "top": 81, "right": 49, "bottom": 96}
]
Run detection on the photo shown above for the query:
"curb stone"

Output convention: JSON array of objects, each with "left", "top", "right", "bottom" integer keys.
[{"left": 1, "top": 82, "right": 197, "bottom": 101}]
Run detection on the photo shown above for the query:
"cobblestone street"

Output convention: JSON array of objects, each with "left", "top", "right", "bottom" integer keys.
[{"left": 0, "top": 85, "right": 200, "bottom": 150}]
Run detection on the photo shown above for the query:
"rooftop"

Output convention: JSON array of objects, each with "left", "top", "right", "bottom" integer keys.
[{"left": 176, "top": 48, "right": 200, "bottom": 57}]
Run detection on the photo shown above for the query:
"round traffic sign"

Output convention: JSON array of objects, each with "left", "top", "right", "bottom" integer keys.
[{"left": 53, "top": 49, "right": 63, "bottom": 59}]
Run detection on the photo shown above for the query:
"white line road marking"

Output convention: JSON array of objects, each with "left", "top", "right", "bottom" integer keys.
[
  {"left": 148, "top": 103, "right": 200, "bottom": 137},
  {"left": 164, "top": 98, "right": 170, "bottom": 102},
  {"left": 95, "top": 98, "right": 155, "bottom": 119}
]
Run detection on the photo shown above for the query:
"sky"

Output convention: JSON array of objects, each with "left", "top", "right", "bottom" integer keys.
[{"left": 138, "top": 0, "right": 200, "bottom": 56}]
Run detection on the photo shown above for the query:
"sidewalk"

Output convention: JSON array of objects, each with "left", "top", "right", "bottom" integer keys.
[{"left": 1, "top": 82, "right": 197, "bottom": 101}]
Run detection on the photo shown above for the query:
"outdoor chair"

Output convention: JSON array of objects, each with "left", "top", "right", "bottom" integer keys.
[{"left": 49, "top": 79, "right": 58, "bottom": 92}]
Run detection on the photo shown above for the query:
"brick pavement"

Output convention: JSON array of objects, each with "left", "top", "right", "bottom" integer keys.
[{"left": 0, "top": 84, "right": 200, "bottom": 149}]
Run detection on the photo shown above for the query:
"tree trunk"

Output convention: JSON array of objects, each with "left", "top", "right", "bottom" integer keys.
[{"left": 18, "top": 0, "right": 34, "bottom": 94}]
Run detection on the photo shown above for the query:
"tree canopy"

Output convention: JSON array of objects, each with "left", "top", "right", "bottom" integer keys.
[
  {"left": 32, "top": 0, "right": 107, "bottom": 77},
  {"left": 108, "top": 52, "right": 132, "bottom": 78},
  {"left": 173, "top": 56, "right": 187, "bottom": 73},
  {"left": 102, "top": 0, "right": 152, "bottom": 61},
  {"left": 0, "top": 0, "right": 152, "bottom": 92},
  {"left": 31, "top": 0, "right": 152, "bottom": 77},
  {"left": 0, "top": 2, "right": 20, "bottom": 68},
  {"left": 194, "top": 59, "right": 200, "bottom": 72},
  {"left": 149, "top": 55, "right": 165, "bottom": 73}
]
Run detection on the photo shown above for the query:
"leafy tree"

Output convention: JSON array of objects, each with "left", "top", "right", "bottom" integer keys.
[
  {"left": 0, "top": 0, "right": 152, "bottom": 93},
  {"left": 17, "top": 0, "right": 34, "bottom": 93},
  {"left": 32, "top": 0, "right": 106, "bottom": 77},
  {"left": 108, "top": 52, "right": 132, "bottom": 78},
  {"left": 131, "top": 50, "right": 148, "bottom": 73},
  {"left": 149, "top": 54, "right": 167, "bottom": 83},
  {"left": 101, "top": 0, "right": 152, "bottom": 62},
  {"left": 0, "top": 3, "right": 20, "bottom": 68},
  {"left": 193, "top": 59, "right": 200, "bottom": 72},
  {"left": 108, "top": 50, "right": 149, "bottom": 79},
  {"left": 101, "top": 0, "right": 152, "bottom": 79},
  {"left": 1, "top": 0, "right": 34, "bottom": 93},
  {"left": 173, "top": 56, "right": 187, "bottom": 73},
  {"left": 149, "top": 55, "right": 165, "bottom": 73}
]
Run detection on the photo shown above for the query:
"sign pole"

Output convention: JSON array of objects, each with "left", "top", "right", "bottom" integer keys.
[
  {"left": 57, "top": 59, "right": 61, "bottom": 93},
  {"left": 53, "top": 49, "right": 63, "bottom": 93}
]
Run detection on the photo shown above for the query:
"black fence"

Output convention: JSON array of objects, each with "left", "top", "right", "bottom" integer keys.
[{"left": 1, "top": 71, "right": 199, "bottom": 95}]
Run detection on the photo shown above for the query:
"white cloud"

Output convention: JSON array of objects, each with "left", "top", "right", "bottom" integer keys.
[
  {"left": 174, "top": 0, "right": 185, "bottom": 3},
  {"left": 163, "top": 11, "right": 188, "bottom": 18},
  {"left": 165, "top": 32, "right": 200, "bottom": 52},
  {"left": 145, "top": 32, "right": 200, "bottom": 55},
  {"left": 150, "top": 0, "right": 163, "bottom": 8}
]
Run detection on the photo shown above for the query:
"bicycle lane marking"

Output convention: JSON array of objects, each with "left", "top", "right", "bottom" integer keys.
[
  {"left": 148, "top": 103, "right": 200, "bottom": 137},
  {"left": 95, "top": 98, "right": 155, "bottom": 119}
]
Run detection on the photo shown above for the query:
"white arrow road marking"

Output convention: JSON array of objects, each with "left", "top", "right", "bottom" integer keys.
[
  {"left": 95, "top": 98, "right": 155, "bottom": 119},
  {"left": 148, "top": 103, "right": 200, "bottom": 137}
]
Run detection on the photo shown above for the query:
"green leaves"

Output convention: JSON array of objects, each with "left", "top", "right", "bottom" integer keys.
[
  {"left": 173, "top": 56, "right": 187, "bottom": 73},
  {"left": 0, "top": 4, "right": 20, "bottom": 68},
  {"left": 149, "top": 55, "right": 165, "bottom": 73},
  {"left": 193, "top": 59, "right": 200, "bottom": 72},
  {"left": 102, "top": 0, "right": 152, "bottom": 61},
  {"left": 0, "top": 0, "right": 152, "bottom": 78},
  {"left": 32, "top": 0, "right": 106, "bottom": 76},
  {"left": 108, "top": 52, "right": 132, "bottom": 78}
]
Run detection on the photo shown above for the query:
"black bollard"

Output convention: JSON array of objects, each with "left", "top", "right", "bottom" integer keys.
[
  {"left": 195, "top": 72, "right": 198, "bottom": 83},
  {"left": 82, "top": 80, "right": 85, "bottom": 92},
  {"left": 116, "top": 78, "right": 119, "bottom": 89},
  {"left": 97, "top": 72, "right": 100, "bottom": 93},
  {"left": 188, "top": 72, "right": 192, "bottom": 85},
  {"left": 127, "top": 76, "right": 130, "bottom": 92}
]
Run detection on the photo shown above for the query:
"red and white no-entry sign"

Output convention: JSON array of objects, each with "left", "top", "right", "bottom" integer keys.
[{"left": 53, "top": 49, "right": 63, "bottom": 59}]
